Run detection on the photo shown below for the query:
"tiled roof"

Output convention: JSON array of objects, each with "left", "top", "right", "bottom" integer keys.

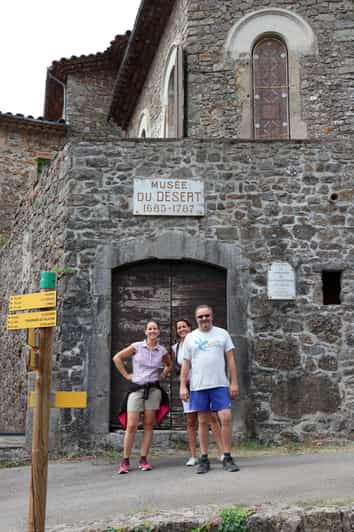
[
  {"left": 44, "top": 33, "right": 130, "bottom": 121},
  {"left": 0, "top": 111, "right": 66, "bottom": 133},
  {"left": 109, "top": 0, "right": 176, "bottom": 129}
]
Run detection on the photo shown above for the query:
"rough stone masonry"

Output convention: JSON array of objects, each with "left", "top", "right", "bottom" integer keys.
[
  {"left": 1, "top": 137, "right": 354, "bottom": 449},
  {"left": 0, "top": 0, "right": 354, "bottom": 451}
]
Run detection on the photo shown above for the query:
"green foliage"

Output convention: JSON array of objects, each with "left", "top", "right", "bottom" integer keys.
[
  {"left": 173, "top": 436, "right": 189, "bottom": 450},
  {"left": 37, "top": 158, "right": 51, "bottom": 178},
  {"left": 237, "top": 439, "right": 273, "bottom": 451},
  {"left": 0, "top": 461, "right": 19, "bottom": 469},
  {"left": 218, "top": 507, "right": 251, "bottom": 532},
  {"left": 192, "top": 507, "right": 252, "bottom": 532},
  {"left": 104, "top": 508, "right": 253, "bottom": 532},
  {"left": 0, "top": 233, "right": 9, "bottom": 248},
  {"left": 108, "top": 448, "right": 120, "bottom": 461},
  {"left": 191, "top": 523, "right": 216, "bottom": 532},
  {"left": 50, "top": 264, "right": 76, "bottom": 278},
  {"left": 134, "top": 522, "right": 154, "bottom": 531}
]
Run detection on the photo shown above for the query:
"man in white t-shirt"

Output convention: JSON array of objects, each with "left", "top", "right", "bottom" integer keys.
[{"left": 180, "top": 304, "right": 240, "bottom": 474}]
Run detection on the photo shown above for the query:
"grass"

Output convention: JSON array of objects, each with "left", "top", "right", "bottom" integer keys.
[
  {"left": 192, "top": 506, "right": 253, "bottom": 532},
  {"left": 0, "top": 461, "right": 20, "bottom": 469},
  {"left": 107, "top": 449, "right": 120, "bottom": 461},
  {"left": 3, "top": 437, "right": 354, "bottom": 470},
  {"left": 291, "top": 496, "right": 354, "bottom": 509},
  {"left": 54, "top": 437, "right": 354, "bottom": 463},
  {"left": 234, "top": 437, "right": 354, "bottom": 457},
  {"left": 105, "top": 523, "right": 154, "bottom": 532}
]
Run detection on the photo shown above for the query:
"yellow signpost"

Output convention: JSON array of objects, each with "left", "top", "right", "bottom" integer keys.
[
  {"left": 9, "top": 290, "right": 56, "bottom": 312},
  {"left": 7, "top": 273, "right": 87, "bottom": 532},
  {"left": 27, "top": 329, "right": 39, "bottom": 348},
  {"left": 7, "top": 310, "right": 57, "bottom": 330},
  {"left": 29, "top": 391, "right": 87, "bottom": 409}
]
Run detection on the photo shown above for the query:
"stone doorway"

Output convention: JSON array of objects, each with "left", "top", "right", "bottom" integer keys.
[{"left": 110, "top": 260, "right": 227, "bottom": 430}]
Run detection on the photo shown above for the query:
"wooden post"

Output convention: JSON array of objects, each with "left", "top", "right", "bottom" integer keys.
[{"left": 28, "top": 272, "right": 56, "bottom": 532}]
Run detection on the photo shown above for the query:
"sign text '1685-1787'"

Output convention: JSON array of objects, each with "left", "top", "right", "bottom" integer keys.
[{"left": 133, "top": 179, "right": 205, "bottom": 216}]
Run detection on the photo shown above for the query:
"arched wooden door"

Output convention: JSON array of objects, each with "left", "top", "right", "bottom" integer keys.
[{"left": 110, "top": 260, "right": 227, "bottom": 430}]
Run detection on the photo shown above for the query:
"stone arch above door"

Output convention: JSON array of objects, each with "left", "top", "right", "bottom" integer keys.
[
  {"left": 90, "top": 231, "right": 250, "bottom": 434},
  {"left": 94, "top": 231, "right": 248, "bottom": 336}
]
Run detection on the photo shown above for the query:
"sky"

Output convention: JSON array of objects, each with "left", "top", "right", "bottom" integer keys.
[{"left": 0, "top": 0, "right": 141, "bottom": 117}]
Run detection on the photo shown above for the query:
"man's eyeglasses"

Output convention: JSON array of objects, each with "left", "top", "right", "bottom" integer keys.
[{"left": 196, "top": 314, "right": 211, "bottom": 319}]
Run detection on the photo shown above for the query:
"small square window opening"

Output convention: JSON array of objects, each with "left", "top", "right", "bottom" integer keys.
[{"left": 322, "top": 271, "right": 342, "bottom": 305}]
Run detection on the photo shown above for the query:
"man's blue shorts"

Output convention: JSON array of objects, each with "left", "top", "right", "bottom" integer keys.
[{"left": 189, "top": 387, "right": 231, "bottom": 412}]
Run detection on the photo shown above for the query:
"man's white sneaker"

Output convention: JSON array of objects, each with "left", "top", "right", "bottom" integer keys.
[
  {"left": 219, "top": 454, "right": 224, "bottom": 462},
  {"left": 185, "top": 456, "right": 198, "bottom": 466}
]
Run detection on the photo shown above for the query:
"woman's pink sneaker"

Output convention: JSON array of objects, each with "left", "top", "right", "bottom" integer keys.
[
  {"left": 119, "top": 458, "right": 129, "bottom": 474},
  {"left": 139, "top": 457, "right": 152, "bottom": 471}
]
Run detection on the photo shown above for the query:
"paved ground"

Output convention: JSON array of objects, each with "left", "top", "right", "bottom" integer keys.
[{"left": 2, "top": 447, "right": 354, "bottom": 532}]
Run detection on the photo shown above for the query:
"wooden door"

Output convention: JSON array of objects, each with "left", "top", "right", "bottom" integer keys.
[{"left": 110, "top": 260, "right": 226, "bottom": 430}]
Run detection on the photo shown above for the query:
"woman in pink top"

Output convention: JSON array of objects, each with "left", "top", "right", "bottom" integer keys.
[{"left": 113, "top": 320, "right": 172, "bottom": 474}]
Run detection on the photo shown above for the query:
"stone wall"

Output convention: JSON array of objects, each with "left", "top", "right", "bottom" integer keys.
[
  {"left": 69, "top": 138, "right": 354, "bottom": 444},
  {"left": 43, "top": 504, "right": 354, "bottom": 531},
  {"left": 0, "top": 144, "right": 72, "bottom": 433},
  {"left": 185, "top": 0, "right": 354, "bottom": 139},
  {"left": 1, "top": 137, "right": 354, "bottom": 445},
  {"left": 127, "top": 0, "right": 354, "bottom": 139},
  {"left": 65, "top": 69, "right": 123, "bottom": 139},
  {"left": 128, "top": 0, "right": 189, "bottom": 138},
  {"left": 0, "top": 123, "right": 65, "bottom": 243}
]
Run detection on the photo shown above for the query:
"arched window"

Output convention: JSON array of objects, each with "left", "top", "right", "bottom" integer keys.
[
  {"left": 162, "top": 45, "right": 184, "bottom": 138},
  {"left": 137, "top": 110, "right": 150, "bottom": 138},
  {"left": 166, "top": 66, "right": 176, "bottom": 137},
  {"left": 252, "top": 37, "right": 290, "bottom": 139}
]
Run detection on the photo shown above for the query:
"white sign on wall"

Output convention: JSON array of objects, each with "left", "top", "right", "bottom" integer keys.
[
  {"left": 267, "top": 262, "right": 296, "bottom": 300},
  {"left": 133, "top": 179, "right": 205, "bottom": 216}
]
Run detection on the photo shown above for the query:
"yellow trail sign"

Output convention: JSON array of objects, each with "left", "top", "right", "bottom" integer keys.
[
  {"left": 7, "top": 310, "right": 57, "bottom": 330},
  {"left": 30, "top": 391, "right": 87, "bottom": 409},
  {"left": 27, "top": 328, "right": 40, "bottom": 348},
  {"left": 9, "top": 290, "right": 56, "bottom": 311}
]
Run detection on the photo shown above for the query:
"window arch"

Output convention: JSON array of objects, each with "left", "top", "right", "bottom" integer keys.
[
  {"left": 166, "top": 66, "right": 176, "bottom": 137},
  {"left": 162, "top": 45, "right": 184, "bottom": 138},
  {"left": 137, "top": 110, "right": 150, "bottom": 138},
  {"left": 224, "top": 8, "right": 318, "bottom": 139},
  {"left": 252, "top": 37, "right": 289, "bottom": 139}
]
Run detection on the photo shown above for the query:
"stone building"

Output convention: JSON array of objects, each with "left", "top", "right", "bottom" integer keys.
[{"left": 0, "top": 0, "right": 354, "bottom": 451}]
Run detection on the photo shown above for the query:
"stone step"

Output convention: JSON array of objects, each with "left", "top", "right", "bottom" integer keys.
[{"left": 0, "top": 435, "right": 25, "bottom": 448}]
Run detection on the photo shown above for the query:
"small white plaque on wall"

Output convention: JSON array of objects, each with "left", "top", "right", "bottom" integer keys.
[
  {"left": 267, "top": 262, "right": 296, "bottom": 300},
  {"left": 133, "top": 179, "right": 205, "bottom": 216}
]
